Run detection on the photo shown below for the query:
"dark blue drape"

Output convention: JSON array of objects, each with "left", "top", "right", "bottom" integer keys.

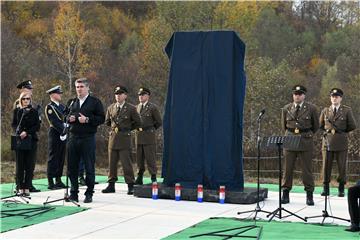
[{"left": 162, "top": 31, "right": 246, "bottom": 191}]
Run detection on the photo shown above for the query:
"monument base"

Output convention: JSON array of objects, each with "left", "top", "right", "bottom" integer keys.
[{"left": 134, "top": 183, "right": 268, "bottom": 204}]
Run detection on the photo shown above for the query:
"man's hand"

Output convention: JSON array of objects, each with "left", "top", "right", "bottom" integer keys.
[
  {"left": 69, "top": 115, "right": 76, "bottom": 123},
  {"left": 20, "top": 131, "right": 27, "bottom": 139},
  {"left": 78, "top": 113, "right": 88, "bottom": 124}
]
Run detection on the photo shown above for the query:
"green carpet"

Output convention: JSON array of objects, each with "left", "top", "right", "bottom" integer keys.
[
  {"left": 164, "top": 217, "right": 359, "bottom": 240},
  {"left": 0, "top": 202, "right": 87, "bottom": 233}
]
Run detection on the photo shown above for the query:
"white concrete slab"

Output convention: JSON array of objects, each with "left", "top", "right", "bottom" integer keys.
[{"left": 0, "top": 183, "right": 351, "bottom": 239}]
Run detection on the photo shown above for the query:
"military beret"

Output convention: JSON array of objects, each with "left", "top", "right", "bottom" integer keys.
[
  {"left": 46, "top": 85, "right": 63, "bottom": 95},
  {"left": 292, "top": 85, "right": 307, "bottom": 94},
  {"left": 138, "top": 87, "right": 151, "bottom": 95},
  {"left": 330, "top": 88, "right": 343, "bottom": 97},
  {"left": 17, "top": 80, "right": 33, "bottom": 90},
  {"left": 114, "top": 85, "right": 128, "bottom": 94}
]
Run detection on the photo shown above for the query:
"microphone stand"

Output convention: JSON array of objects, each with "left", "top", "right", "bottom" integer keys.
[
  {"left": 238, "top": 112, "right": 271, "bottom": 220},
  {"left": 305, "top": 132, "right": 349, "bottom": 224}
]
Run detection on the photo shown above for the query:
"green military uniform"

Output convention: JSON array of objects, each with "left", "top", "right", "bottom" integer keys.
[
  {"left": 106, "top": 101, "right": 141, "bottom": 184},
  {"left": 103, "top": 86, "right": 141, "bottom": 195},
  {"left": 136, "top": 98, "right": 162, "bottom": 183},
  {"left": 320, "top": 88, "right": 357, "bottom": 197},
  {"left": 281, "top": 85, "right": 319, "bottom": 205}
]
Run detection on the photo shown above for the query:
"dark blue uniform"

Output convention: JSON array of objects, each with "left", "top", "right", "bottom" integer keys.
[{"left": 45, "top": 101, "right": 66, "bottom": 183}]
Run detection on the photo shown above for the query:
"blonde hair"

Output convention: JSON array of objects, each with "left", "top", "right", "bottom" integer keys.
[{"left": 18, "top": 92, "right": 32, "bottom": 108}]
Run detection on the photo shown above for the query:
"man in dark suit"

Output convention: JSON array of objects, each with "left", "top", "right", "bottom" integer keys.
[
  {"left": 345, "top": 181, "right": 360, "bottom": 232},
  {"left": 281, "top": 85, "right": 319, "bottom": 206},
  {"left": 102, "top": 86, "right": 141, "bottom": 195},
  {"left": 319, "top": 88, "right": 357, "bottom": 197},
  {"left": 44, "top": 85, "right": 66, "bottom": 190},
  {"left": 135, "top": 87, "right": 162, "bottom": 184},
  {"left": 66, "top": 78, "right": 105, "bottom": 203}
]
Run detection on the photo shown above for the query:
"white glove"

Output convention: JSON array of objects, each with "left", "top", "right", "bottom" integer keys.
[{"left": 60, "top": 134, "right": 67, "bottom": 141}]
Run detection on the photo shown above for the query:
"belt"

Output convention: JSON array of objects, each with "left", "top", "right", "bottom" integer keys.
[
  {"left": 287, "top": 128, "right": 312, "bottom": 133},
  {"left": 142, "top": 126, "right": 155, "bottom": 131},
  {"left": 113, "top": 127, "right": 130, "bottom": 133}
]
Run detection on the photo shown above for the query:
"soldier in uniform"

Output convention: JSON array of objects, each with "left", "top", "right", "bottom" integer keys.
[
  {"left": 44, "top": 85, "right": 67, "bottom": 190},
  {"left": 319, "top": 88, "right": 357, "bottom": 197},
  {"left": 102, "top": 86, "right": 141, "bottom": 195},
  {"left": 135, "top": 87, "right": 162, "bottom": 184},
  {"left": 281, "top": 85, "right": 319, "bottom": 206},
  {"left": 14, "top": 80, "right": 41, "bottom": 193}
]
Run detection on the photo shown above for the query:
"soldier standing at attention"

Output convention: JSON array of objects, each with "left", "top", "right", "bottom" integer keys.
[
  {"left": 102, "top": 86, "right": 141, "bottom": 195},
  {"left": 319, "top": 88, "right": 357, "bottom": 197},
  {"left": 44, "top": 85, "right": 67, "bottom": 190},
  {"left": 281, "top": 85, "right": 319, "bottom": 206},
  {"left": 135, "top": 87, "right": 162, "bottom": 185}
]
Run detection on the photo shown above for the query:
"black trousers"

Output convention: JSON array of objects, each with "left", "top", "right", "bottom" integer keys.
[
  {"left": 47, "top": 128, "right": 66, "bottom": 178},
  {"left": 16, "top": 142, "right": 37, "bottom": 189},
  {"left": 68, "top": 134, "right": 96, "bottom": 196},
  {"left": 348, "top": 184, "right": 360, "bottom": 225}
]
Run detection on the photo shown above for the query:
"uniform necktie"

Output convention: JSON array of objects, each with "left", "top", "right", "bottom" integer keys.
[
  {"left": 295, "top": 105, "right": 300, "bottom": 119},
  {"left": 333, "top": 107, "right": 337, "bottom": 116},
  {"left": 140, "top": 104, "right": 144, "bottom": 113}
]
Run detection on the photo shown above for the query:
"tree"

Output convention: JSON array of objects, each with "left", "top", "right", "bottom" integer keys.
[{"left": 48, "top": 2, "right": 89, "bottom": 92}]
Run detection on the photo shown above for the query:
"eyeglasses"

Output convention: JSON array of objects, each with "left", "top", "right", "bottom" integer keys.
[{"left": 21, "top": 97, "right": 31, "bottom": 101}]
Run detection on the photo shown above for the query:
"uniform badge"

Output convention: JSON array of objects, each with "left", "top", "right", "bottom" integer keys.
[
  {"left": 114, "top": 127, "right": 119, "bottom": 133},
  {"left": 48, "top": 109, "right": 53, "bottom": 114},
  {"left": 331, "top": 129, "right": 336, "bottom": 135},
  {"left": 296, "top": 86, "right": 300, "bottom": 90},
  {"left": 294, "top": 128, "right": 300, "bottom": 134}
]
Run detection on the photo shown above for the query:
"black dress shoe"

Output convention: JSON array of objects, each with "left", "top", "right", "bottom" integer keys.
[
  {"left": 29, "top": 185, "right": 41, "bottom": 192},
  {"left": 66, "top": 195, "right": 79, "bottom": 202},
  {"left": 306, "top": 191, "right": 314, "bottom": 206},
  {"left": 281, "top": 190, "right": 290, "bottom": 204},
  {"left": 84, "top": 195, "right": 92, "bottom": 203},
  {"left": 127, "top": 184, "right": 134, "bottom": 195},
  {"left": 345, "top": 224, "right": 360, "bottom": 232}
]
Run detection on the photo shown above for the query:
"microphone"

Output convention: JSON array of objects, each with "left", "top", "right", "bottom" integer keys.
[
  {"left": 60, "top": 99, "right": 75, "bottom": 141},
  {"left": 257, "top": 109, "right": 266, "bottom": 121}
]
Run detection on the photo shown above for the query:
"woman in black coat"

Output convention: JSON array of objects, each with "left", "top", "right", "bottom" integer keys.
[{"left": 12, "top": 92, "right": 40, "bottom": 196}]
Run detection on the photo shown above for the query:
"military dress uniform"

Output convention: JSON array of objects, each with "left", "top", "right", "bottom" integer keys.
[
  {"left": 44, "top": 86, "right": 66, "bottom": 190},
  {"left": 135, "top": 87, "right": 162, "bottom": 184},
  {"left": 319, "top": 88, "right": 357, "bottom": 197},
  {"left": 102, "top": 86, "right": 141, "bottom": 195},
  {"left": 281, "top": 85, "right": 319, "bottom": 206},
  {"left": 14, "top": 80, "right": 42, "bottom": 193}
]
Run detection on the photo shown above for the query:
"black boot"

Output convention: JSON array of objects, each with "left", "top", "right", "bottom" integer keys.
[
  {"left": 127, "top": 183, "right": 134, "bottom": 195},
  {"left": 55, "top": 177, "right": 66, "bottom": 188},
  {"left": 102, "top": 182, "right": 115, "bottom": 193},
  {"left": 345, "top": 223, "right": 360, "bottom": 232},
  {"left": 135, "top": 174, "right": 143, "bottom": 185},
  {"left": 29, "top": 185, "right": 41, "bottom": 192},
  {"left": 48, "top": 177, "right": 56, "bottom": 190},
  {"left": 151, "top": 174, "right": 157, "bottom": 183},
  {"left": 306, "top": 191, "right": 314, "bottom": 206},
  {"left": 338, "top": 183, "right": 345, "bottom": 197},
  {"left": 281, "top": 189, "right": 290, "bottom": 204},
  {"left": 321, "top": 184, "right": 329, "bottom": 196}
]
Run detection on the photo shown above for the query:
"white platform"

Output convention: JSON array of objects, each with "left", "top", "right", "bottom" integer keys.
[{"left": 0, "top": 183, "right": 350, "bottom": 239}]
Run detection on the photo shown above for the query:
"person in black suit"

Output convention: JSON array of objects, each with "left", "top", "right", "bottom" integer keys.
[
  {"left": 44, "top": 85, "right": 67, "bottom": 190},
  {"left": 66, "top": 78, "right": 105, "bottom": 203},
  {"left": 346, "top": 181, "right": 360, "bottom": 232},
  {"left": 12, "top": 91, "right": 40, "bottom": 196}
]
